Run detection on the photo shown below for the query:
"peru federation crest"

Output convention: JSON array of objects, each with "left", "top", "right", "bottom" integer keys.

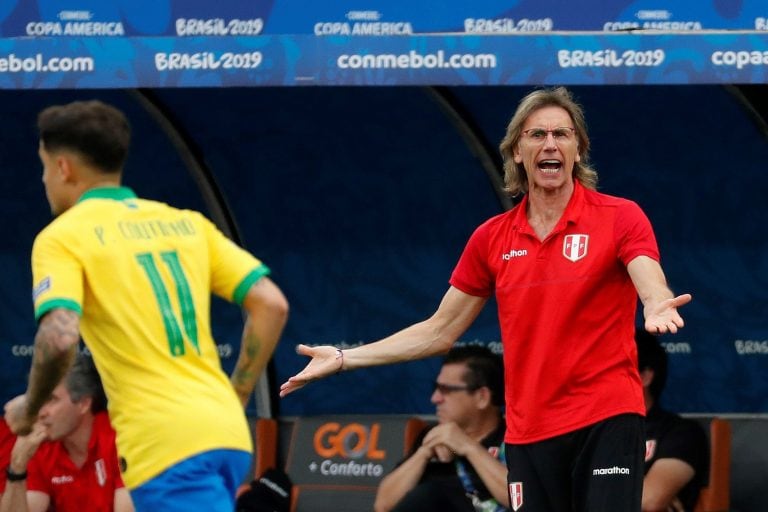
[{"left": 563, "top": 234, "right": 589, "bottom": 262}]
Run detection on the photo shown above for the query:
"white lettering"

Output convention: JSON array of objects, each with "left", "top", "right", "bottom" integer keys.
[
  {"left": 320, "top": 459, "right": 384, "bottom": 477},
  {"left": 592, "top": 466, "right": 631, "bottom": 475},
  {"left": 26, "top": 22, "right": 63, "bottom": 36},
  {"left": 603, "top": 21, "right": 640, "bottom": 31},
  {"left": 559, "top": 49, "right": 665, "bottom": 68},
  {"left": 712, "top": 50, "right": 768, "bottom": 70},
  {"left": 11, "top": 344, "right": 35, "bottom": 357},
  {"left": 63, "top": 21, "right": 124, "bottom": 36},
  {"left": 346, "top": 11, "right": 381, "bottom": 21},
  {"left": 314, "top": 22, "right": 351, "bottom": 35},
  {"left": 662, "top": 342, "right": 691, "bottom": 354},
  {"left": 635, "top": 10, "right": 671, "bottom": 21},
  {"left": 351, "top": 22, "right": 412, "bottom": 35},
  {"left": 642, "top": 20, "right": 702, "bottom": 30},
  {"left": 58, "top": 10, "right": 92, "bottom": 21},
  {"left": 734, "top": 339, "right": 768, "bottom": 355},
  {"left": 502, "top": 249, "right": 528, "bottom": 260},
  {"left": 757, "top": 17, "right": 768, "bottom": 30}
]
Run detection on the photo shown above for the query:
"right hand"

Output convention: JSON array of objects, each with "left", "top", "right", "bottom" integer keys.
[
  {"left": 10, "top": 421, "right": 48, "bottom": 470},
  {"left": 4, "top": 395, "right": 36, "bottom": 436},
  {"left": 279, "top": 344, "right": 343, "bottom": 397}
]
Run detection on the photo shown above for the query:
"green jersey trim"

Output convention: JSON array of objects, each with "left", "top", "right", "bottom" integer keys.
[
  {"left": 77, "top": 186, "right": 137, "bottom": 204},
  {"left": 35, "top": 298, "right": 83, "bottom": 321},
  {"left": 233, "top": 265, "right": 271, "bottom": 306}
]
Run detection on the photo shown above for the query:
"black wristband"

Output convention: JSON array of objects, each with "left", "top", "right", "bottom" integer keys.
[{"left": 6, "top": 466, "right": 27, "bottom": 482}]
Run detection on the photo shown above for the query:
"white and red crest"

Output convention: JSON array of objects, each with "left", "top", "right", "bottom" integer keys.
[
  {"left": 509, "top": 482, "right": 524, "bottom": 511},
  {"left": 563, "top": 234, "right": 589, "bottom": 262},
  {"left": 95, "top": 459, "right": 107, "bottom": 487},
  {"left": 645, "top": 439, "right": 657, "bottom": 462}
]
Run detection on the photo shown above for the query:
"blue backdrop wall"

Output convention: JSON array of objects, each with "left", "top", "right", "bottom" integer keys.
[{"left": 0, "top": 85, "right": 766, "bottom": 417}]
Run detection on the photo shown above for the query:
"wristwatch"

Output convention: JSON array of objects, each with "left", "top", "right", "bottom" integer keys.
[{"left": 5, "top": 466, "right": 27, "bottom": 482}]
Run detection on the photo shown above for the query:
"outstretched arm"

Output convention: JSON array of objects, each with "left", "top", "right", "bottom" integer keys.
[
  {"left": 627, "top": 256, "right": 691, "bottom": 334},
  {"left": 5, "top": 309, "right": 79, "bottom": 435},
  {"left": 280, "top": 286, "right": 487, "bottom": 397},
  {"left": 230, "top": 277, "right": 289, "bottom": 406}
]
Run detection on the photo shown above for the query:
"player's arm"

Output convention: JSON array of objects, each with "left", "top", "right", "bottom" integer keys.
[
  {"left": 230, "top": 277, "right": 289, "bottom": 406},
  {"left": 374, "top": 442, "right": 434, "bottom": 512},
  {"left": 113, "top": 487, "right": 135, "bottom": 512},
  {"left": 6, "top": 310, "right": 78, "bottom": 434},
  {"left": 627, "top": 256, "right": 691, "bottom": 334},
  {"left": 641, "top": 458, "right": 695, "bottom": 512},
  {"left": 281, "top": 286, "right": 487, "bottom": 396}
]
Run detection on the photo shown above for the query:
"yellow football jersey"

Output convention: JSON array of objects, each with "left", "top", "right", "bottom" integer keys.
[{"left": 32, "top": 187, "right": 268, "bottom": 488}]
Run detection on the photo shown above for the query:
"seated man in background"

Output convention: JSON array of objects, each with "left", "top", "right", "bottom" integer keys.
[
  {"left": 0, "top": 416, "right": 15, "bottom": 500},
  {"left": 1, "top": 353, "right": 133, "bottom": 512},
  {"left": 637, "top": 331, "right": 708, "bottom": 512},
  {"left": 374, "top": 345, "right": 509, "bottom": 512}
]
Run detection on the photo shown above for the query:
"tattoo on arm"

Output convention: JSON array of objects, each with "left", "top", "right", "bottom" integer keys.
[
  {"left": 26, "top": 309, "right": 79, "bottom": 416},
  {"left": 231, "top": 330, "right": 262, "bottom": 396}
]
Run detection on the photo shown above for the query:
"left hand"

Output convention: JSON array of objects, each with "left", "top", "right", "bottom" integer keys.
[
  {"left": 422, "top": 422, "right": 474, "bottom": 458},
  {"left": 644, "top": 294, "right": 692, "bottom": 334}
]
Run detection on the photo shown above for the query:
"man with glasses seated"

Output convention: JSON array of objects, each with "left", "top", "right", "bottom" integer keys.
[{"left": 374, "top": 346, "right": 508, "bottom": 512}]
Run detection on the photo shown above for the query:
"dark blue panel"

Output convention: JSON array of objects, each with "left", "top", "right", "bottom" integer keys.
[{"left": 0, "top": 85, "right": 766, "bottom": 417}]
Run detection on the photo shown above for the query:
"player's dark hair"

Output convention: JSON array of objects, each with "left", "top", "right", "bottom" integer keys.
[
  {"left": 66, "top": 352, "right": 108, "bottom": 413},
  {"left": 38, "top": 100, "right": 130, "bottom": 173},
  {"left": 636, "top": 330, "right": 668, "bottom": 401},
  {"left": 444, "top": 345, "right": 505, "bottom": 407}
]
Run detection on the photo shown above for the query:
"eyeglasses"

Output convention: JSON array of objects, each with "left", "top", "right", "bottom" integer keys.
[
  {"left": 521, "top": 127, "right": 576, "bottom": 145},
  {"left": 432, "top": 381, "right": 476, "bottom": 395}
]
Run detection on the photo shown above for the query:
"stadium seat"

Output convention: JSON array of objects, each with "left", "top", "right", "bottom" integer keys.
[
  {"left": 264, "top": 414, "right": 426, "bottom": 512},
  {"left": 237, "top": 417, "right": 280, "bottom": 497},
  {"left": 694, "top": 418, "right": 731, "bottom": 512}
]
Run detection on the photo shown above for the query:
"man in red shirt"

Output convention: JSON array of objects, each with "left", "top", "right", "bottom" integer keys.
[
  {"left": 280, "top": 87, "right": 691, "bottom": 512},
  {"left": 1, "top": 354, "right": 133, "bottom": 512},
  {"left": 0, "top": 418, "right": 15, "bottom": 500}
]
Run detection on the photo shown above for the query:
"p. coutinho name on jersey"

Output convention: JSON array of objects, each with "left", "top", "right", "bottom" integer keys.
[{"left": 117, "top": 218, "right": 197, "bottom": 240}]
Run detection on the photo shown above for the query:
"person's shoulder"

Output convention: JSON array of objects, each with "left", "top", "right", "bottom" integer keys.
[
  {"left": 475, "top": 208, "right": 518, "bottom": 233},
  {"left": 676, "top": 415, "right": 708, "bottom": 439},
  {"left": 582, "top": 187, "right": 638, "bottom": 209},
  {"left": 92, "top": 411, "right": 116, "bottom": 433},
  {"left": 138, "top": 200, "right": 213, "bottom": 227},
  {"left": 656, "top": 409, "right": 707, "bottom": 440}
]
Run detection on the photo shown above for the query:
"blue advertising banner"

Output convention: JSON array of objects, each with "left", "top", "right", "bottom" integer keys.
[
  {"left": 0, "top": 0, "right": 767, "bottom": 36},
  {"left": 1, "top": 32, "right": 768, "bottom": 89}
]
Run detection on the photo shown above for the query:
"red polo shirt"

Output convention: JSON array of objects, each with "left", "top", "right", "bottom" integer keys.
[
  {"left": 451, "top": 182, "right": 656, "bottom": 443},
  {"left": 26, "top": 412, "right": 124, "bottom": 511},
  {"left": 0, "top": 417, "right": 15, "bottom": 493}
]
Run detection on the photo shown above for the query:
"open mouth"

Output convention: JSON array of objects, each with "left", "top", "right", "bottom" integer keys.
[{"left": 538, "top": 159, "right": 562, "bottom": 174}]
